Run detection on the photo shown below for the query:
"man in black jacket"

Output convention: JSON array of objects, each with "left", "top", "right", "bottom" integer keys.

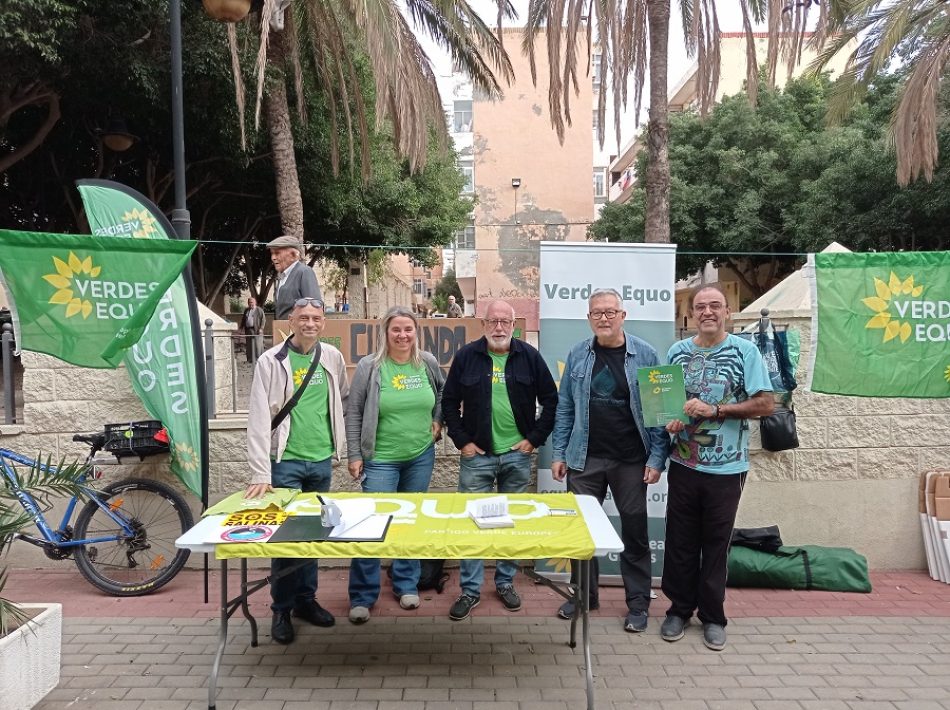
[{"left": 442, "top": 300, "right": 558, "bottom": 620}]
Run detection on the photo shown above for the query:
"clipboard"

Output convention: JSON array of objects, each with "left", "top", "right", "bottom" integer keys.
[{"left": 267, "top": 514, "right": 392, "bottom": 543}]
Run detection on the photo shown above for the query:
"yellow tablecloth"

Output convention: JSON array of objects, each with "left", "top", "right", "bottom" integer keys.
[{"left": 216, "top": 492, "right": 595, "bottom": 561}]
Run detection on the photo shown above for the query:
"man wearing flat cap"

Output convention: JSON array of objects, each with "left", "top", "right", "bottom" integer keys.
[{"left": 268, "top": 235, "right": 322, "bottom": 320}]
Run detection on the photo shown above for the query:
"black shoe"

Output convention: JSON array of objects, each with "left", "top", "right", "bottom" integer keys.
[
  {"left": 660, "top": 614, "right": 687, "bottom": 642},
  {"left": 271, "top": 611, "right": 294, "bottom": 644},
  {"left": 449, "top": 593, "right": 480, "bottom": 621},
  {"left": 556, "top": 599, "right": 600, "bottom": 620},
  {"left": 294, "top": 600, "right": 335, "bottom": 628},
  {"left": 496, "top": 585, "right": 522, "bottom": 612},
  {"left": 624, "top": 610, "right": 649, "bottom": 633}
]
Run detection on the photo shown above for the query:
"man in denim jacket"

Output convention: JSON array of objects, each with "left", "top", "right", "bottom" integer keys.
[{"left": 551, "top": 288, "right": 669, "bottom": 633}]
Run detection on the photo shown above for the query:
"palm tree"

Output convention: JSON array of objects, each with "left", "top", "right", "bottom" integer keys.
[
  {"left": 811, "top": 0, "right": 949, "bottom": 186},
  {"left": 229, "top": 0, "right": 515, "bottom": 242},
  {"left": 523, "top": 0, "right": 816, "bottom": 243}
]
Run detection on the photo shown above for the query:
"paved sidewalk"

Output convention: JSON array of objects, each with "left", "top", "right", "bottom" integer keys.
[{"left": 7, "top": 568, "right": 950, "bottom": 709}]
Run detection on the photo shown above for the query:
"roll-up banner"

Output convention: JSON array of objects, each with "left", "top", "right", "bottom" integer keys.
[{"left": 536, "top": 241, "right": 677, "bottom": 582}]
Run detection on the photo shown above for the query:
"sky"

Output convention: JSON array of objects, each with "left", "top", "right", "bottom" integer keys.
[{"left": 412, "top": 1, "right": 754, "bottom": 166}]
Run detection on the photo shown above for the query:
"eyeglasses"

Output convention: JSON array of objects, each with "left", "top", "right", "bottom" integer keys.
[
  {"left": 293, "top": 298, "right": 325, "bottom": 310},
  {"left": 588, "top": 309, "right": 621, "bottom": 320},
  {"left": 485, "top": 319, "right": 514, "bottom": 328},
  {"left": 692, "top": 302, "right": 726, "bottom": 313}
]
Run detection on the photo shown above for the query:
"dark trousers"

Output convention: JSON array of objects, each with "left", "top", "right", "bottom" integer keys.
[
  {"left": 269, "top": 458, "right": 332, "bottom": 613},
  {"left": 661, "top": 460, "right": 746, "bottom": 627},
  {"left": 567, "top": 456, "right": 651, "bottom": 613}
]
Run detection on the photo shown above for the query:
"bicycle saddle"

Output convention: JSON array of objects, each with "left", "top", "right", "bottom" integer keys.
[{"left": 72, "top": 432, "right": 106, "bottom": 448}]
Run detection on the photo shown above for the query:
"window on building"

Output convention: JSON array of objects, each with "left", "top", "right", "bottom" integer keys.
[
  {"left": 453, "top": 100, "right": 473, "bottom": 133},
  {"left": 593, "top": 169, "right": 606, "bottom": 198},
  {"left": 413, "top": 278, "right": 425, "bottom": 295},
  {"left": 453, "top": 224, "right": 476, "bottom": 250},
  {"left": 460, "top": 163, "right": 474, "bottom": 194},
  {"left": 592, "top": 109, "right": 600, "bottom": 132},
  {"left": 592, "top": 54, "right": 602, "bottom": 92}
]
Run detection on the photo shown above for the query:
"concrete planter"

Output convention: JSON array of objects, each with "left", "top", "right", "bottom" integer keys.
[{"left": 0, "top": 602, "right": 62, "bottom": 709}]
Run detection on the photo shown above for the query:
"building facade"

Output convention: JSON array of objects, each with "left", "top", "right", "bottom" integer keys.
[{"left": 442, "top": 29, "right": 596, "bottom": 330}]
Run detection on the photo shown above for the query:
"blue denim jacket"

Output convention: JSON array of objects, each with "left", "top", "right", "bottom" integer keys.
[{"left": 551, "top": 333, "right": 670, "bottom": 472}]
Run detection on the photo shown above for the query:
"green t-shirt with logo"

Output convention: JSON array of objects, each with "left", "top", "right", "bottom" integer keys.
[
  {"left": 281, "top": 349, "right": 334, "bottom": 462},
  {"left": 374, "top": 358, "right": 436, "bottom": 462},
  {"left": 490, "top": 351, "right": 522, "bottom": 454}
]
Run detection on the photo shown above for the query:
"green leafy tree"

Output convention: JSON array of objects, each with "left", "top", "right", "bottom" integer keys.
[
  {"left": 432, "top": 268, "right": 463, "bottom": 312},
  {"left": 591, "top": 73, "right": 950, "bottom": 297}
]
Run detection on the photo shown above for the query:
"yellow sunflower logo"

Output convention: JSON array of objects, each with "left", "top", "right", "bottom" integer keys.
[
  {"left": 293, "top": 366, "right": 309, "bottom": 387},
  {"left": 43, "top": 252, "right": 101, "bottom": 319},
  {"left": 647, "top": 369, "right": 661, "bottom": 384},
  {"left": 862, "top": 272, "right": 924, "bottom": 344},
  {"left": 944, "top": 364, "right": 950, "bottom": 384},
  {"left": 547, "top": 557, "right": 572, "bottom": 574},
  {"left": 121, "top": 208, "right": 158, "bottom": 238},
  {"left": 391, "top": 374, "right": 408, "bottom": 390},
  {"left": 173, "top": 441, "right": 199, "bottom": 473}
]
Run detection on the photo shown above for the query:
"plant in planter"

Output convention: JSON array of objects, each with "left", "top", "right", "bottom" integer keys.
[{"left": 1, "top": 455, "right": 89, "bottom": 709}]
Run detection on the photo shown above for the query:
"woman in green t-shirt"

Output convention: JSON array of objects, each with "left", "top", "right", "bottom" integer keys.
[{"left": 345, "top": 306, "right": 445, "bottom": 623}]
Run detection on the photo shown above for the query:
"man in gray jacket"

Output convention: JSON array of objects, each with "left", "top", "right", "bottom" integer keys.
[
  {"left": 245, "top": 298, "right": 347, "bottom": 644},
  {"left": 268, "top": 235, "right": 322, "bottom": 320}
]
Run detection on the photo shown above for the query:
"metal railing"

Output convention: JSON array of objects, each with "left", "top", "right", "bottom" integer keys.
[
  {"left": 2, "top": 322, "right": 20, "bottom": 424},
  {"left": 203, "top": 321, "right": 274, "bottom": 419}
]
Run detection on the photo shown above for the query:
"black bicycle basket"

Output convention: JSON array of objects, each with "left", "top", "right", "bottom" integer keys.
[{"left": 103, "top": 420, "right": 170, "bottom": 460}]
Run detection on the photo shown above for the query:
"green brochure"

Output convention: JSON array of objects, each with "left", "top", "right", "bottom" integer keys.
[{"left": 637, "top": 365, "right": 689, "bottom": 427}]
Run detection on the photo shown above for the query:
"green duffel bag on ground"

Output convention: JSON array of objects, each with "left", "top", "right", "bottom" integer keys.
[{"left": 727, "top": 544, "right": 872, "bottom": 593}]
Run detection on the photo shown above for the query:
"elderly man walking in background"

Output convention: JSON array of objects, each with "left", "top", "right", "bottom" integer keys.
[
  {"left": 442, "top": 300, "right": 558, "bottom": 620},
  {"left": 240, "top": 297, "right": 265, "bottom": 363},
  {"left": 551, "top": 287, "right": 669, "bottom": 633},
  {"left": 268, "top": 235, "right": 321, "bottom": 320}
]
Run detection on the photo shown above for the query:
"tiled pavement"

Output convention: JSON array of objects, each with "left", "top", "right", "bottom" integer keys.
[{"left": 7, "top": 567, "right": 950, "bottom": 709}]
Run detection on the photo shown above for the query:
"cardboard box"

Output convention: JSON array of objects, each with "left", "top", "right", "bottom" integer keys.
[{"left": 935, "top": 474, "right": 950, "bottom": 521}]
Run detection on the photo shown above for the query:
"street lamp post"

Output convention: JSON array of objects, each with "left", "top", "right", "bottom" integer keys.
[{"left": 169, "top": 0, "right": 190, "bottom": 240}]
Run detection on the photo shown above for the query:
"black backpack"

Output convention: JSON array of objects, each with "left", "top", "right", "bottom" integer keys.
[
  {"left": 386, "top": 559, "right": 450, "bottom": 593},
  {"left": 731, "top": 525, "right": 783, "bottom": 553}
]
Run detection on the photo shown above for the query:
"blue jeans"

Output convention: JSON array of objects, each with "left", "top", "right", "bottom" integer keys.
[
  {"left": 457, "top": 450, "right": 532, "bottom": 597},
  {"left": 348, "top": 444, "right": 435, "bottom": 608},
  {"left": 269, "top": 457, "right": 333, "bottom": 613}
]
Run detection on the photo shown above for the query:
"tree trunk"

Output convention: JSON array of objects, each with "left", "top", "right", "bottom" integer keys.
[
  {"left": 644, "top": 0, "right": 671, "bottom": 244},
  {"left": 264, "top": 30, "right": 305, "bottom": 240}
]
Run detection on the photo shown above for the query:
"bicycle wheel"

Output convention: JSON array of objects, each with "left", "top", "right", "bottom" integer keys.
[{"left": 73, "top": 478, "right": 194, "bottom": 596}]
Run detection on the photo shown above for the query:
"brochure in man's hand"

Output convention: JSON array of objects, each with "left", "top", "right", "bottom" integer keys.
[{"left": 637, "top": 364, "right": 689, "bottom": 427}]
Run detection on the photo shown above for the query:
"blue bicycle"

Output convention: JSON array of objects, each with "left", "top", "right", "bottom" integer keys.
[{"left": 1, "top": 432, "right": 193, "bottom": 595}]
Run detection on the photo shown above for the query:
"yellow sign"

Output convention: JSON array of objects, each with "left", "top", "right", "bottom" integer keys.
[{"left": 222, "top": 510, "right": 290, "bottom": 526}]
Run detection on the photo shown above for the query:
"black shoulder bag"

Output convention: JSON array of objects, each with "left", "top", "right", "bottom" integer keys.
[{"left": 270, "top": 342, "right": 322, "bottom": 431}]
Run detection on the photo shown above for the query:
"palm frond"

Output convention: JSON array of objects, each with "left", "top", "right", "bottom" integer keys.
[
  {"left": 892, "top": 34, "right": 950, "bottom": 184},
  {"left": 226, "top": 23, "right": 248, "bottom": 151},
  {"left": 0, "top": 568, "right": 31, "bottom": 637}
]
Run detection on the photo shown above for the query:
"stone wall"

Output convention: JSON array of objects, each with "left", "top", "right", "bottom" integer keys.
[
  {"left": 5, "top": 303, "right": 940, "bottom": 571},
  {"left": 733, "top": 310, "right": 947, "bottom": 568}
]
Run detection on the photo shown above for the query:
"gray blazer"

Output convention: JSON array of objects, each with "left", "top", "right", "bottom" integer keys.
[
  {"left": 346, "top": 351, "right": 445, "bottom": 462},
  {"left": 275, "top": 261, "right": 321, "bottom": 319}
]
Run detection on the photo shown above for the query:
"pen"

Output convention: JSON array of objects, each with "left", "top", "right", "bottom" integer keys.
[{"left": 548, "top": 508, "right": 577, "bottom": 516}]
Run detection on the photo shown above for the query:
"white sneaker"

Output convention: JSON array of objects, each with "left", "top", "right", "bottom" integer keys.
[
  {"left": 399, "top": 593, "right": 421, "bottom": 610},
  {"left": 348, "top": 606, "right": 370, "bottom": 624}
]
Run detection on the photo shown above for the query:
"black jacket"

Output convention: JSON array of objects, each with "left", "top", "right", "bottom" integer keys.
[{"left": 442, "top": 336, "right": 558, "bottom": 452}]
